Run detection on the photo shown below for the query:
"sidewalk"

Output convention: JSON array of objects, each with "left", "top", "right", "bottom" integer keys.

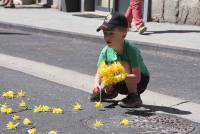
[{"left": 0, "top": 7, "right": 200, "bottom": 53}]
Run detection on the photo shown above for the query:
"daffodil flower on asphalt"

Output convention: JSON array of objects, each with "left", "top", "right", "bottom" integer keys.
[
  {"left": 19, "top": 100, "right": 27, "bottom": 107},
  {"left": 72, "top": 102, "right": 81, "bottom": 111},
  {"left": 120, "top": 119, "right": 129, "bottom": 127},
  {"left": 48, "top": 130, "right": 58, "bottom": 134},
  {"left": 94, "top": 120, "right": 104, "bottom": 128},
  {"left": 6, "top": 121, "right": 19, "bottom": 130},
  {"left": 23, "top": 118, "right": 32, "bottom": 125},
  {"left": 13, "top": 115, "right": 21, "bottom": 121},
  {"left": 95, "top": 101, "right": 103, "bottom": 110},
  {"left": 28, "top": 128, "right": 37, "bottom": 134},
  {"left": 2, "top": 90, "right": 16, "bottom": 98},
  {"left": 17, "top": 89, "right": 26, "bottom": 97},
  {"left": 1, "top": 104, "right": 14, "bottom": 114},
  {"left": 52, "top": 108, "right": 64, "bottom": 114},
  {"left": 41, "top": 105, "right": 50, "bottom": 112}
]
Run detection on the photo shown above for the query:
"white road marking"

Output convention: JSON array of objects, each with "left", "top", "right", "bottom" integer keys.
[{"left": 0, "top": 53, "right": 200, "bottom": 123}]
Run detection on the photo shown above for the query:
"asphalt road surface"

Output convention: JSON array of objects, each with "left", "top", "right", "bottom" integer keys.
[{"left": 0, "top": 27, "right": 200, "bottom": 134}]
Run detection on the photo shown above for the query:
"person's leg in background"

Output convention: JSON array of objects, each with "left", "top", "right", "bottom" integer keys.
[
  {"left": 125, "top": 0, "right": 147, "bottom": 34},
  {"left": 4, "top": 0, "right": 15, "bottom": 8}
]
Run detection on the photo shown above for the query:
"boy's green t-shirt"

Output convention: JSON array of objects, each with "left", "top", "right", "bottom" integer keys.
[{"left": 97, "top": 40, "right": 149, "bottom": 76}]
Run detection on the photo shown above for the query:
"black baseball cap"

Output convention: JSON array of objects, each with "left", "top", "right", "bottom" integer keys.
[{"left": 96, "top": 13, "right": 128, "bottom": 32}]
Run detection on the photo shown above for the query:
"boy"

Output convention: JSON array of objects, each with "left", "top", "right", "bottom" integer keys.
[
  {"left": 125, "top": 0, "right": 147, "bottom": 34},
  {"left": 90, "top": 13, "right": 150, "bottom": 108}
]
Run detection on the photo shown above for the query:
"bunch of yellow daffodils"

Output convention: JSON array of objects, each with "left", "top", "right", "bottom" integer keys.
[{"left": 98, "top": 62, "right": 127, "bottom": 86}]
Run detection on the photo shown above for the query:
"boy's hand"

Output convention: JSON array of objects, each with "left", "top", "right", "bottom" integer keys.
[{"left": 93, "top": 86, "right": 100, "bottom": 96}]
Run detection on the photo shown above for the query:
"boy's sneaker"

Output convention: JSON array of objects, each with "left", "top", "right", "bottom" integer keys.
[
  {"left": 119, "top": 93, "right": 142, "bottom": 108},
  {"left": 138, "top": 26, "right": 147, "bottom": 34},
  {"left": 90, "top": 90, "right": 118, "bottom": 102}
]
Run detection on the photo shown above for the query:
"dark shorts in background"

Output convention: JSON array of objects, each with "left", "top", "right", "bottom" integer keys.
[{"left": 113, "top": 73, "right": 150, "bottom": 95}]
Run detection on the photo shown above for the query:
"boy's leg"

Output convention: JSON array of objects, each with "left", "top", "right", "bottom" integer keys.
[{"left": 118, "top": 61, "right": 142, "bottom": 107}]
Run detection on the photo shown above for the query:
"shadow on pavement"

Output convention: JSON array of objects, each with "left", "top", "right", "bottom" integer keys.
[
  {"left": 0, "top": 32, "right": 30, "bottom": 35},
  {"left": 125, "top": 104, "right": 191, "bottom": 116},
  {"left": 142, "top": 30, "right": 200, "bottom": 35}
]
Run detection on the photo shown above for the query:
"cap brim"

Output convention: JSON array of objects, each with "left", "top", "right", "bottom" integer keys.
[{"left": 96, "top": 23, "right": 115, "bottom": 32}]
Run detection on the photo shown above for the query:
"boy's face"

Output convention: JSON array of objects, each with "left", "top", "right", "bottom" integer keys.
[{"left": 103, "top": 27, "right": 127, "bottom": 48}]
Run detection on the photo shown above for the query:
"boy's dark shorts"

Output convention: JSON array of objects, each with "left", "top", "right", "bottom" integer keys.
[{"left": 112, "top": 73, "right": 150, "bottom": 95}]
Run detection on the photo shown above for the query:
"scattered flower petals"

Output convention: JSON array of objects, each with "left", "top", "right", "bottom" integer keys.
[
  {"left": 48, "top": 130, "right": 58, "bottom": 134},
  {"left": 23, "top": 118, "right": 32, "bottom": 125},
  {"left": 19, "top": 100, "right": 27, "bottom": 107},
  {"left": 72, "top": 102, "right": 81, "bottom": 111},
  {"left": 120, "top": 119, "right": 129, "bottom": 127},
  {"left": 28, "top": 128, "right": 37, "bottom": 134},
  {"left": 52, "top": 108, "right": 63, "bottom": 114},
  {"left": 13, "top": 115, "right": 21, "bottom": 121},
  {"left": 6, "top": 121, "right": 19, "bottom": 130},
  {"left": 17, "top": 90, "right": 26, "bottom": 97},
  {"left": 94, "top": 120, "right": 104, "bottom": 128},
  {"left": 95, "top": 101, "right": 103, "bottom": 109}
]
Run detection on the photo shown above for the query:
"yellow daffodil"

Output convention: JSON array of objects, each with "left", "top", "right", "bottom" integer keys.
[
  {"left": 23, "top": 118, "right": 32, "bottom": 125},
  {"left": 28, "top": 128, "right": 37, "bottom": 134},
  {"left": 17, "top": 90, "right": 26, "bottom": 97},
  {"left": 99, "top": 62, "right": 127, "bottom": 86},
  {"left": 95, "top": 101, "right": 103, "bottom": 110},
  {"left": 33, "top": 105, "right": 43, "bottom": 113},
  {"left": 120, "top": 119, "right": 129, "bottom": 127},
  {"left": 52, "top": 108, "right": 63, "bottom": 114},
  {"left": 2, "top": 90, "right": 16, "bottom": 98},
  {"left": 48, "top": 130, "right": 58, "bottom": 134},
  {"left": 19, "top": 100, "right": 27, "bottom": 107},
  {"left": 6, "top": 121, "right": 19, "bottom": 130},
  {"left": 13, "top": 115, "right": 21, "bottom": 121},
  {"left": 0, "top": 103, "right": 8, "bottom": 113},
  {"left": 6, "top": 108, "right": 14, "bottom": 114},
  {"left": 41, "top": 105, "right": 50, "bottom": 112},
  {"left": 72, "top": 102, "right": 81, "bottom": 111},
  {"left": 94, "top": 120, "right": 104, "bottom": 128}
]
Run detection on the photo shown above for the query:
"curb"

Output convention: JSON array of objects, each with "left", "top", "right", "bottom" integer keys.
[{"left": 0, "top": 21, "right": 200, "bottom": 57}]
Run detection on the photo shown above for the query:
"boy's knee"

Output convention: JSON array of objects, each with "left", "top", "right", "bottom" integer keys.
[{"left": 120, "top": 61, "right": 131, "bottom": 74}]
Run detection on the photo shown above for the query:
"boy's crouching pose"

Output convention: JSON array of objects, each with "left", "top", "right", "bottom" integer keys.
[{"left": 90, "top": 13, "right": 150, "bottom": 108}]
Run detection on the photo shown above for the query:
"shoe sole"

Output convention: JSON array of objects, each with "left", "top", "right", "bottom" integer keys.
[{"left": 139, "top": 27, "right": 147, "bottom": 34}]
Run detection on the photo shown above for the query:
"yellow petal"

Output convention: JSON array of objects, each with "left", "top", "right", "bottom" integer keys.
[
  {"left": 42, "top": 105, "right": 50, "bottom": 112},
  {"left": 48, "top": 130, "right": 58, "bottom": 134},
  {"left": 2, "top": 91, "right": 16, "bottom": 98},
  {"left": 19, "top": 100, "right": 27, "bottom": 107},
  {"left": 6, "top": 121, "right": 18, "bottom": 130},
  {"left": 72, "top": 103, "right": 81, "bottom": 111},
  {"left": 95, "top": 101, "right": 103, "bottom": 110},
  {"left": 52, "top": 108, "right": 63, "bottom": 114},
  {"left": 28, "top": 128, "right": 37, "bottom": 134},
  {"left": 94, "top": 120, "right": 104, "bottom": 128},
  {"left": 6, "top": 108, "right": 14, "bottom": 114},
  {"left": 13, "top": 115, "right": 21, "bottom": 121},
  {"left": 17, "top": 89, "right": 26, "bottom": 97},
  {"left": 120, "top": 119, "right": 129, "bottom": 127},
  {"left": 23, "top": 118, "right": 32, "bottom": 125}
]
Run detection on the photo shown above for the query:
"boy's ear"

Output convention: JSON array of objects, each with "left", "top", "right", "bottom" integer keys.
[{"left": 122, "top": 32, "right": 127, "bottom": 38}]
